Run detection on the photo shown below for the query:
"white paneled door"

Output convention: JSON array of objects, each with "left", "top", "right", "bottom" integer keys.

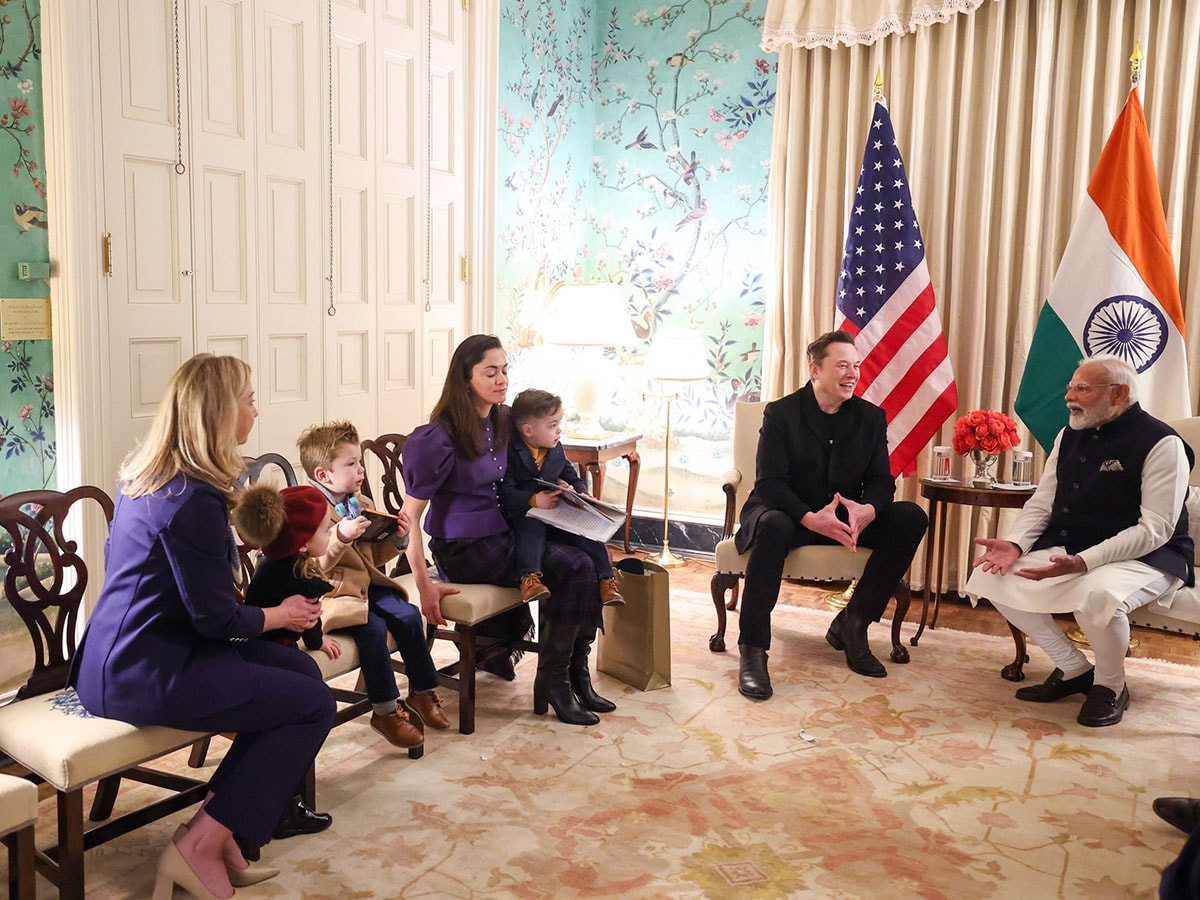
[{"left": 96, "top": 0, "right": 471, "bottom": 483}]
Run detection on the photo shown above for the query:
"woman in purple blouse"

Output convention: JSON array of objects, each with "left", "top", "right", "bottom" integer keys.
[{"left": 401, "top": 334, "right": 610, "bottom": 726}]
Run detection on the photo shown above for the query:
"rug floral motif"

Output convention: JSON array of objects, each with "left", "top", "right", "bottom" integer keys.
[{"left": 19, "top": 591, "right": 1193, "bottom": 898}]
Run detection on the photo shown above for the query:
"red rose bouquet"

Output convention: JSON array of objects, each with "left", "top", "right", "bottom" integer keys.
[{"left": 952, "top": 409, "right": 1019, "bottom": 456}]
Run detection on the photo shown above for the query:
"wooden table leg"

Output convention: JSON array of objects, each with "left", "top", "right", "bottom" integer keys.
[
  {"left": 586, "top": 462, "right": 605, "bottom": 498},
  {"left": 622, "top": 451, "right": 640, "bottom": 554},
  {"left": 912, "top": 499, "right": 940, "bottom": 646},
  {"left": 931, "top": 499, "right": 952, "bottom": 630}
]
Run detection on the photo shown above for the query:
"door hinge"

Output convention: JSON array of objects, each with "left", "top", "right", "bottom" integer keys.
[
  {"left": 462, "top": 0, "right": 469, "bottom": 11},
  {"left": 460, "top": 255, "right": 470, "bottom": 283},
  {"left": 102, "top": 232, "right": 113, "bottom": 277}
]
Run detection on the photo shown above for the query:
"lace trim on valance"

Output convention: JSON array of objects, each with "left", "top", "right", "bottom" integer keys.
[{"left": 761, "top": 0, "right": 991, "bottom": 52}]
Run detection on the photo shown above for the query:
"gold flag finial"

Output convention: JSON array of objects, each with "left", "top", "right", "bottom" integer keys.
[
  {"left": 1130, "top": 41, "right": 1143, "bottom": 87},
  {"left": 873, "top": 68, "right": 883, "bottom": 102}
]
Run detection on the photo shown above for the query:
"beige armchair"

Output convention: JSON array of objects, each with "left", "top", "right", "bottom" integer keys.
[
  {"left": 1128, "top": 417, "right": 1200, "bottom": 636},
  {"left": 709, "top": 401, "right": 912, "bottom": 661}
]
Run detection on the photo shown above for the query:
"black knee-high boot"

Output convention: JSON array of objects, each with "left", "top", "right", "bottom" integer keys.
[
  {"left": 569, "top": 630, "right": 616, "bottom": 713},
  {"left": 533, "top": 619, "right": 599, "bottom": 726}
]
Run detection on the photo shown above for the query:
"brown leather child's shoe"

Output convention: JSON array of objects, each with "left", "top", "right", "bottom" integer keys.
[
  {"left": 370, "top": 707, "right": 424, "bottom": 748},
  {"left": 407, "top": 690, "right": 450, "bottom": 730},
  {"left": 599, "top": 577, "right": 624, "bottom": 607},
  {"left": 521, "top": 572, "right": 551, "bottom": 603}
]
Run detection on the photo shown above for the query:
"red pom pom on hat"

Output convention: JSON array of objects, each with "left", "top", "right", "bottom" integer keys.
[{"left": 262, "top": 485, "right": 328, "bottom": 560}]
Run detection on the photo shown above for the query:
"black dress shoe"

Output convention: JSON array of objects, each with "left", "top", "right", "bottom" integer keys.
[
  {"left": 1076, "top": 684, "right": 1130, "bottom": 727},
  {"left": 478, "top": 650, "right": 517, "bottom": 681},
  {"left": 1154, "top": 797, "right": 1200, "bottom": 836},
  {"left": 273, "top": 795, "right": 333, "bottom": 839},
  {"left": 825, "top": 610, "right": 886, "bottom": 678},
  {"left": 1014, "top": 667, "right": 1094, "bottom": 702},
  {"left": 738, "top": 644, "right": 772, "bottom": 700}
]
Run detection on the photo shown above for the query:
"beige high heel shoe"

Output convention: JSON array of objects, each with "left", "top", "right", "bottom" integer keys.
[
  {"left": 173, "top": 824, "right": 279, "bottom": 886},
  {"left": 151, "top": 841, "right": 227, "bottom": 900}
]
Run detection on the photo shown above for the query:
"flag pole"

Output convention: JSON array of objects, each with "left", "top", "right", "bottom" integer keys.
[
  {"left": 830, "top": 68, "right": 885, "bottom": 612},
  {"left": 1129, "top": 40, "right": 1143, "bottom": 88}
]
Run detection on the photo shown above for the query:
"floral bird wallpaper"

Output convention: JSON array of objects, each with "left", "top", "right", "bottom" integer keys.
[
  {"left": 0, "top": 0, "right": 52, "bottom": 499},
  {"left": 496, "top": 0, "right": 774, "bottom": 519},
  {"left": 0, "top": 0, "right": 47, "bottom": 693}
]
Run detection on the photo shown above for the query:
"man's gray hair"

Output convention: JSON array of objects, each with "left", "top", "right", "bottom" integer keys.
[{"left": 1083, "top": 353, "right": 1139, "bottom": 403}]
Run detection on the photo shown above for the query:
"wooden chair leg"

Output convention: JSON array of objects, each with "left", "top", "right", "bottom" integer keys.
[
  {"left": 1002, "top": 624, "right": 1029, "bottom": 682},
  {"left": 888, "top": 582, "right": 911, "bottom": 664},
  {"left": 89, "top": 775, "right": 121, "bottom": 822},
  {"left": 187, "top": 736, "right": 212, "bottom": 768},
  {"left": 457, "top": 626, "right": 477, "bottom": 735},
  {"left": 6, "top": 823, "right": 36, "bottom": 900},
  {"left": 709, "top": 573, "right": 740, "bottom": 652},
  {"left": 56, "top": 788, "right": 86, "bottom": 900}
]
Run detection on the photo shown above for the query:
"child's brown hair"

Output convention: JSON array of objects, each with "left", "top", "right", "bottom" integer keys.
[
  {"left": 297, "top": 420, "right": 360, "bottom": 480},
  {"left": 511, "top": 389, "right": 563, "bottom": 427}
]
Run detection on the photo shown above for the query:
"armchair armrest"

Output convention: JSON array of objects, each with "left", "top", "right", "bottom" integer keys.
[{"left": 720, "top": 468, "right": 741, "bottom": 539}]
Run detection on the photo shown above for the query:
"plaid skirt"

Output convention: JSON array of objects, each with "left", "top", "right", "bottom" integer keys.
[{"left": 430, "top": 532, "right": 603, "bottom": 630}]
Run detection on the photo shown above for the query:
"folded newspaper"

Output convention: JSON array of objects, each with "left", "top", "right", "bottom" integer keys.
[{"left": 525, "top": 478, "right": 626, "bottom": 543}]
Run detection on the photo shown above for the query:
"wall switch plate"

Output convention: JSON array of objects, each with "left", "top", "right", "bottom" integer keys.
[{"left": 17, "top": 261, "right": 50, "bottom": 280}]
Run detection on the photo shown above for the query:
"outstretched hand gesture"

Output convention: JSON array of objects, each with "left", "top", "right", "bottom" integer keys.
[{"left": 971, "top": 538, "right": 1021, "bottom": 576}]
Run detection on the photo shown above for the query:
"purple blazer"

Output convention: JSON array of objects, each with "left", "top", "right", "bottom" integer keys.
[
  {"left": 402, "top": 419, "right": 509, "bottom": 540},
  {"left": 71, "top": 473, "right": 266, "bottom": 725}
]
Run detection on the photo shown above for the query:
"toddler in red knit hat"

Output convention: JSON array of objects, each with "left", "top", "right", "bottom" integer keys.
[{"left": 233, "top": 484, "right": 343, "bottom": 660}]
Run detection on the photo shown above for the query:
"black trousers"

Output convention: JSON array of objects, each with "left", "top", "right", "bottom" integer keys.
[
  {"left": 1161, "top": 823, "right": 1200, "bottom": 898},
  {"left": 165, "top": 641, "right": 336, "bottom": 844},
  {"left": 737, "top": 501, "right": 927, "bottom": 650}
]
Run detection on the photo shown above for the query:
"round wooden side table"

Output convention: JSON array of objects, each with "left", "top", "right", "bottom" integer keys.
[{"left": 916, "top": 478, "right": 1036, "bottom": 680}]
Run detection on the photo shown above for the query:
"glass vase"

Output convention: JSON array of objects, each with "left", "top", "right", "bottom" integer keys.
[{"left": 969, "top": 449, "right": 998, "bottom": 487}]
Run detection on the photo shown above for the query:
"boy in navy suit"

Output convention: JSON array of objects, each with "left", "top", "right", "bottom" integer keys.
[{"left": 500, "top": 389, "right": 623, "bottom": 608}]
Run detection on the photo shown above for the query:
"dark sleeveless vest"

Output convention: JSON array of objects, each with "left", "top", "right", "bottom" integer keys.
[{"left": 1031, "top": 404, "right": 1194, "bottom": 587}]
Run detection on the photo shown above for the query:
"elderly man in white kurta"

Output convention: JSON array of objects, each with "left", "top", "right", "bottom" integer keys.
[{"left": 967, "top": 354, "right": 1194, "bottom": 728}]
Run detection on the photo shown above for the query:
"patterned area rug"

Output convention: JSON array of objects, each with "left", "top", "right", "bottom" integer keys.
[{"left": 18, "top": 590, "right": 1196, "bottom": 898}]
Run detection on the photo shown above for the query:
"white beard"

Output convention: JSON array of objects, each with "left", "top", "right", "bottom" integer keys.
[{"left": 1067, "top": 403, "right": 1120, "bottom": 430}]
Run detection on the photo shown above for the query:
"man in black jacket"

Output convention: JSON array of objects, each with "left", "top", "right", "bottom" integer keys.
[{"left": 736, "top": 330, "right": 927, "bottom": 700}]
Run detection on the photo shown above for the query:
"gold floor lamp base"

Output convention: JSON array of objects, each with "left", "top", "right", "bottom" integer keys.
[
  {"left": 823, "top": 579, "right": 857, "bottom": 610},
  {"left": 1066, "top": 626, "right": 1139, "bottom": 651},
  {"left": 645, "top": 543, "right": 688, "bottom": 568}
]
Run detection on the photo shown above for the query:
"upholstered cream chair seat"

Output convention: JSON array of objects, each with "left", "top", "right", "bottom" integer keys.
[
  {"left": 708, "top": 401, "right": 912, "bottom": 662},
  {"left": 0, "top": 773, "right": 39, "bottom": 900}
]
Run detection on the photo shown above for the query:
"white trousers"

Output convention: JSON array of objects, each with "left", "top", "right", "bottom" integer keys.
[{"left": 991, "top": 572, "right": 1179, "bottom": 692}]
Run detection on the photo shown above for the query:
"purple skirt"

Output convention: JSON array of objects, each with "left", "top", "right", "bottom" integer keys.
[{"left": 430, "top": 532, "right": 602, "bottom": 630}]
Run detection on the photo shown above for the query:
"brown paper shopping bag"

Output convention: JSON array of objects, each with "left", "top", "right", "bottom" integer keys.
[{"left": 598, "top": 558, "right": 671, "bottom": 691}]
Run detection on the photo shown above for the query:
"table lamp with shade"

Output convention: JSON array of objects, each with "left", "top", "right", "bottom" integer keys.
[
  {"left": 540, "top": 282, "right": 636, "bottom": 438},
  {"left": 643, "top": 327, "right": 708, "bottom": 568}
]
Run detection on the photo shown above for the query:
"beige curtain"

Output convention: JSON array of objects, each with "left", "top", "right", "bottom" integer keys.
[
  {"left": 763, "top": 0, "right": 1200, "bottom": 592},
  {"left": 763, "top": 0, "right": 994, "bottom": 50}
]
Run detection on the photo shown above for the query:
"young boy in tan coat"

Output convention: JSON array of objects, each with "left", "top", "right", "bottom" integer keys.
[{"left": 298, "top": 420, "right": 449, "bottom": 747}]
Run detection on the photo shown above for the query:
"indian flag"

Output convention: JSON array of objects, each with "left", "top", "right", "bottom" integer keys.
[{"left": 1015, "top": 87, "right": 1191, "bottom": 450}]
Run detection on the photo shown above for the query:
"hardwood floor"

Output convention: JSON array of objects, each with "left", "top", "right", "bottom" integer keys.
[{"left": 621, "top": 552, "right": 1200, "bottom": 668}]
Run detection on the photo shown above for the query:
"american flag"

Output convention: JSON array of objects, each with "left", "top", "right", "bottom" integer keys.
[{"left": 835, "top": 100, "right": 957, "bottom": 477}]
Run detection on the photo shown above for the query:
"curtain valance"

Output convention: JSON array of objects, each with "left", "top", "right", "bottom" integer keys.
[{"left": 761, "top": 0, "right": 998, "bottom": 51}]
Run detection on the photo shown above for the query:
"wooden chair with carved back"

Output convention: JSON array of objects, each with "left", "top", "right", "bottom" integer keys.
[
  {"left": 0, "top": 487, "right": 211, "bottom": 900},
  {"left": 360, "top": 432, "right": 534, "bottom": 734}
]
